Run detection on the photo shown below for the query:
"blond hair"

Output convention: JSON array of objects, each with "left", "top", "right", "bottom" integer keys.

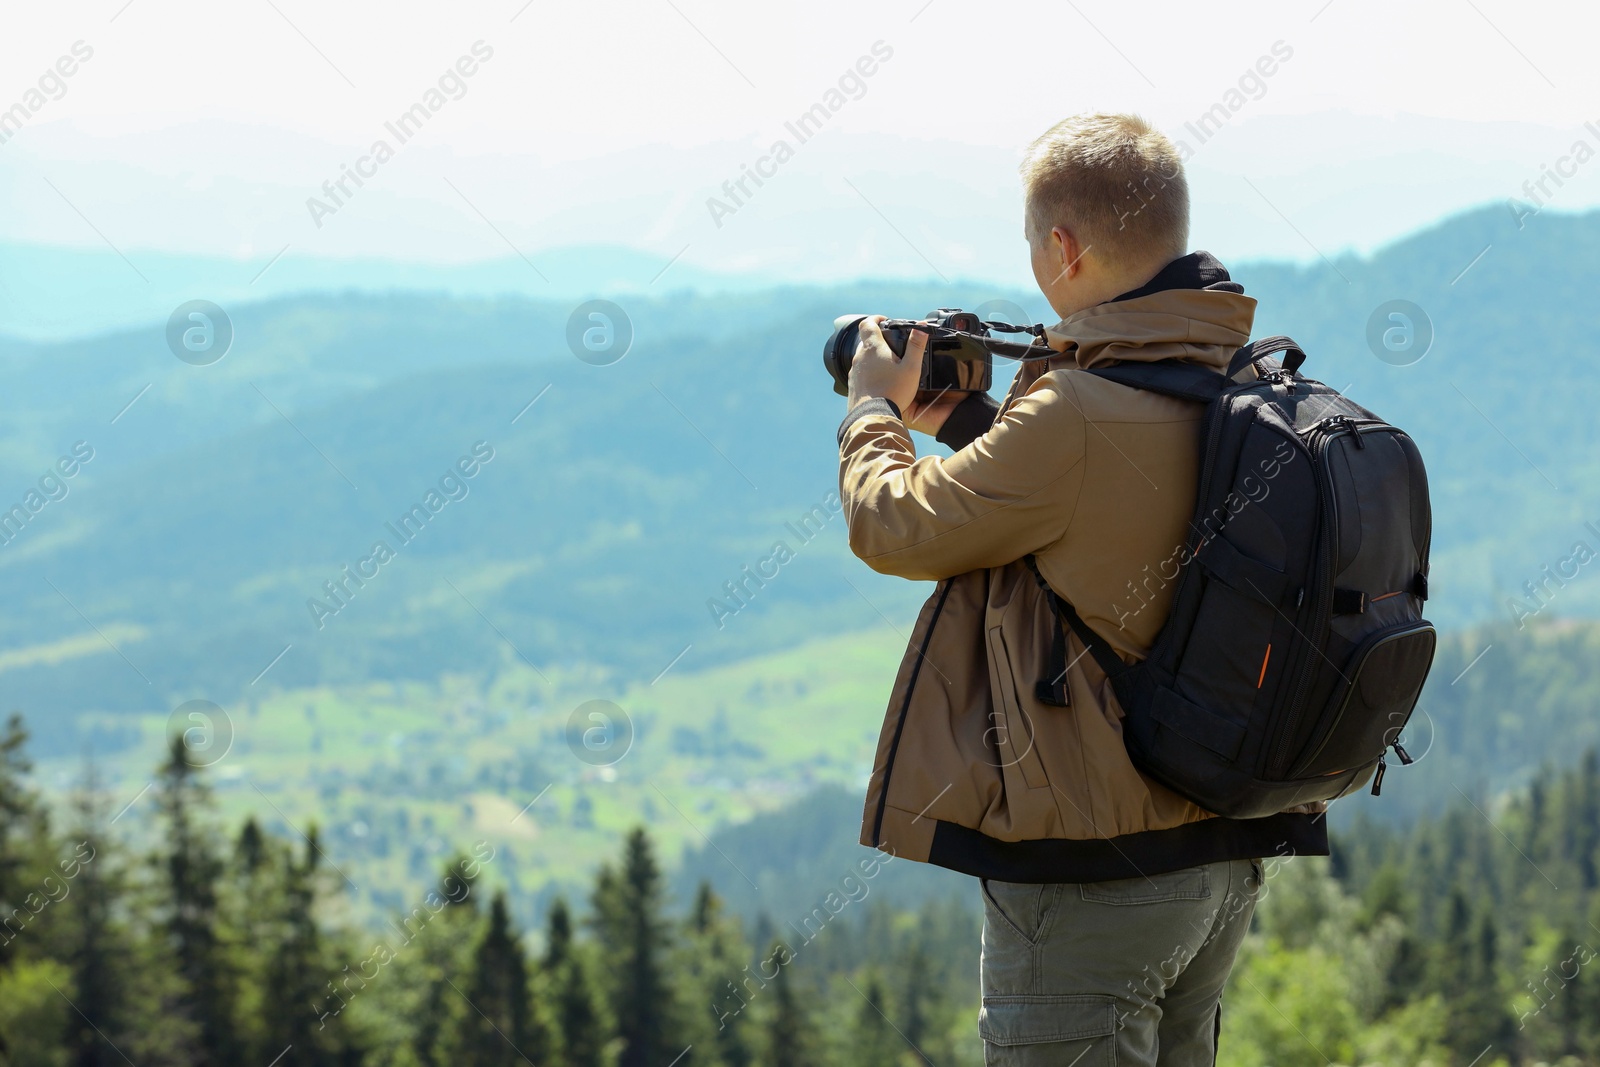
[{"left": 1020, "top": 114, "right": 1188, "bottom": 269}]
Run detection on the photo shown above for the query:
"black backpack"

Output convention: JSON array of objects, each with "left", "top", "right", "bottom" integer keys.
[{"left": 1026, "top": 336, "right": 1436, "bottom": 819}]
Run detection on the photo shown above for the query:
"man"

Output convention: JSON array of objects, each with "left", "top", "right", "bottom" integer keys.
[{"left": 836, "top": 114, "right": 1329, "bottom": 1065}]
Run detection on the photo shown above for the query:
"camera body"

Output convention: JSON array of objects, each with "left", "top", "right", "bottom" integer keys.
[{"left": 822, "top": 309, "right": 998, "bottom": 398}]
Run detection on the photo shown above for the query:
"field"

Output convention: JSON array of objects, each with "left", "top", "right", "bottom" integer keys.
[{"left": 40, "top": 625, "right": 909, "bottom": 921}]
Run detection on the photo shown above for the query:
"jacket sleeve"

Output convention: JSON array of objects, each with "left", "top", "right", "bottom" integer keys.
[
  {"left": 838, "top": 372, "right": 1089, "bottom": 581},
  {"left": 934, "top": 391, "right": 1001, "bottom": 451}
]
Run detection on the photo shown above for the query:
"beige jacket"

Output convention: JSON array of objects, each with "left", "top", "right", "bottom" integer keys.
[{"left": 838, "top": 267, "right": 1328, "bottom": 882}]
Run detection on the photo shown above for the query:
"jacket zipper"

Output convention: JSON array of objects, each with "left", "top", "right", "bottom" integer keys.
[{"left": 871, "top": 579, "right": 955, "bottom": 844}]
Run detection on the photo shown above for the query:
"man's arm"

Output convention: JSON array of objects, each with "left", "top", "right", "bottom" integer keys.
[{"left": 837, "top": 373, "right": 1088, "bottom": 581}]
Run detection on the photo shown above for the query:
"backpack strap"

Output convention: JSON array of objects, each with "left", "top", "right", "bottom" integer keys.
[
  {"left": 1025, "top": 347, "right": 1306, "bottom": 696},
  {"left": 1080, "top": 360, "right": 1228, "bottom": 404},
  {"left": 1226, "top": 335, "right": 1306, "bottom": 380},
  {"left": 1022, "top": 555, "right": 1128, "bottom": 691},
  {"left": 1079, "top": 337, "right": 1308, "bottom": 398},
  {"left": 1022, "top": 361, "right": 1222, "bottom": 698}
]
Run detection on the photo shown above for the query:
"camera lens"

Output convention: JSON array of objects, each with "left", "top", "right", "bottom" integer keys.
[{"left": 823, "top": 315, "right": 870, "bottom": 398}]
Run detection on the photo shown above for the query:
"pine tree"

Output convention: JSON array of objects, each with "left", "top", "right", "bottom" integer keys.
[
  {"left": 399, "top": 854, "right": 493, "bottom": 1067},
  {"left": 157, "top": 732, "right": 242, "bottom": 1064},
  {"left": 546, "top": 897, "right": 606, "bottom": 1067},
  {"left": 897, "top": 942, "right": 935, "bottom": 1066},
  {"left": 262, "top": 829, "right": 345, "bottom": 1067},
  {"left": 1572, "top": 749, "right": 1600, "bottom": 889},
  {"left": 592, "top": 829, "right": 682, "bottom": 1067},
  {"left": 1580, "top": 895, "right": 1600, "bottom": 1060},
  {"left": 0, "top": 714, "right": 37, "bottom": 958},
  {"left": 763, "top": 941, "right": 812, "bottom": 1067},
  {"left": 236, "top": 815, "right": 269, "bottom": 875},
  {"left": 0, "top": 713, "right": 36, "bottom": 1062},
  {"left": 1432, "top": 889, "right": 1513, "bottom": 1060},
  {"left": 61, "top": 768, "right": 131, "bottom": 1067},
  {"left": 456, "top": 890, "right": 552, "bottom": 1067},
  {"left": 848, "top": 972, "right": 901, "bottom": 1067},
  {"left": 232, "top": 815, "right": 280, "bottom": 1059},
  {"left": 1469, "top": 905, "right": 1515, "bottom": 1054},
  {"left": 685, "top": 884, "right": 752, "bottom": 1067}
]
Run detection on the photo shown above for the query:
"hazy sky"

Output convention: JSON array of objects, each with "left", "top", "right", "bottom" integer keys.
[{"left": 4, "top": 0, "right": 1598, "bottom": 286}]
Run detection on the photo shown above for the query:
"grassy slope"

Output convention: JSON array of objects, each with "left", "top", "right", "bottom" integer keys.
[
  {"left": 40, "top": 624, "right": 909, "bottom": 922},
  {"left": 44, "top": 610, "right": 1600, "bottom": 930}
]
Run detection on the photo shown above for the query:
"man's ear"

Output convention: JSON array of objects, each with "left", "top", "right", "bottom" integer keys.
[{"left": 1053, "top": 226, "right": 1084, "bottom": 279}]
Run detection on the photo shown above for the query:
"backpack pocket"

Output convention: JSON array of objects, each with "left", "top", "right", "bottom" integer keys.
[
  {"left": 1173, "top": 552, "right": 1284, "bottom": 724},
  {"left": 1289, "top": 620, "right": 1436, "bottom": 779}
]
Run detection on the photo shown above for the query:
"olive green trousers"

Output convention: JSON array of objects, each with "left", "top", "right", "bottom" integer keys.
[{"left": 978, "top": 858, "right": 1262, "bottom": 1066}]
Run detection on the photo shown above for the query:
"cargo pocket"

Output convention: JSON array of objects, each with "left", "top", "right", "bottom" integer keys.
[{"left": 979, "top": 994, "right": 1117, "bottom": 1064}]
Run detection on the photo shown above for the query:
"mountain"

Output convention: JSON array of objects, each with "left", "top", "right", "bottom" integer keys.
[
  {"left": 1, "top": 204, "right": 1598, "bottom": 747},
  {"left": 0, "top": 240, "right": 785, "bottom": 341}
]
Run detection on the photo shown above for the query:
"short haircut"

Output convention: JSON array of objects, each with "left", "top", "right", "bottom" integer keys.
[{"left": 1020, "top": 113, "right": 1189, "bottom": 268}]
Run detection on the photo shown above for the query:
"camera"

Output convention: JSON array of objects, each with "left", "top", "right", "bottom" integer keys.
[{"left": 822, "top": 308, "right": 1050, "bottom": 398}]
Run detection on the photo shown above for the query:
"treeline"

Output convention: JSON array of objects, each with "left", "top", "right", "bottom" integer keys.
[
  {"left": 1330, "top": 749, "right": 1600, "bottom": 1064},
  {"left": 0, "top": 717, "right": 976, "bottom": 1066},
  {"left": 1221, "top": 750, "right": 1600, "bottom": 1067},
  {"left": 8, "top": 706, "right": 1600, "bottom": 1066}
]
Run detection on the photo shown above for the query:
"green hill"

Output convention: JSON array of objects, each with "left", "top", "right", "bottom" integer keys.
[
  {"left": 40, "top": 611, "right": 1600, "bottom": 929},
  {"left": 3, "top": 204, "right": 1600, "bottom": 762}
]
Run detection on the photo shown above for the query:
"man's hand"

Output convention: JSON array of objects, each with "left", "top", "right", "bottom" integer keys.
[
  {"left": 847, "top": 316, "right": 926, "bottom": 414},
  {"left": 904, "top": 389, "right": 962, "bottom": 436}
]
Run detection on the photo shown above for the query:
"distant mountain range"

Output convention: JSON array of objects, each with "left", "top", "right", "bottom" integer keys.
[
  {"left": 0, "top": 240, "right": 787, "bottom": 341},
  {"left": 1, "top": 203, "right": 1597, "bottom": 756},
  {"left": 10, "top": 111, "right": 1599, "bottom": 346}
]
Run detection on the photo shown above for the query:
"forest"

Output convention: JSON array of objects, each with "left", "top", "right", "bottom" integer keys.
[{"left": 3, "top": 709, "right": 1599, "bottom": 1067}]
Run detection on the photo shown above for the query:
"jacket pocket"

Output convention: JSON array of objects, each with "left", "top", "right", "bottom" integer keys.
[
  {"left": 985, "top": 626, "right": 1051, "bottom": 790},
  {"left": 979, "top": 994, "right": 1117, "bottom": 1060}
]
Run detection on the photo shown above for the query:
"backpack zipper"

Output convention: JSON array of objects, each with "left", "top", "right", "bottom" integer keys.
[
  {"left": 1189, "top": 393, "right": 1234, "bottom": 544},
  {"left": 1271, "top": 415, "right": 1400, "bottom": 777},
  {"left": 1271, "top": 423, "right": 1338, "bottom": 775}
]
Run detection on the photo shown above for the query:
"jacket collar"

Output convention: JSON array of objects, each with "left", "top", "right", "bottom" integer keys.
[
  {"left": 1043, "top": 251, "right": 1255, "bottom": 371},
  {"left": 1109, "top": 250, "right": 1243, "bottom": 301}
]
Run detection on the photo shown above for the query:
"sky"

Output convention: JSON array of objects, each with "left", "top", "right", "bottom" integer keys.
[{"left": 3, "top": 0, "right": 1599, "bottom": 294}]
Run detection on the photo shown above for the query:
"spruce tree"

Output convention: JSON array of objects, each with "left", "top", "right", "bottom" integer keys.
[
  {"left": 546, "top": 897, "right": 606, "bottom": 1067},
  {"left": 592, "top": 828, "right": 681, "bottom": 1067},
  {"left": 898, "top": 942, "right": 932, "bottom": 1066},
  {"left": 262, "top": 830, "right": 344, "bottom": 1067},
  {"left": 1573, "top": 748, "right": 1600, "bottom": 889},
  {"left": 407, "top": 855, "right": 492, "bottom": 1067},
  {"left": 1433, "top": 890, "right": 1513, "bottom": 1060},
  {"left": 685, "top": 883, "right": 752, "bottom": 1067},
  {"left": 236, "top": 815, "right": 269, "bottom": 875},
  {"left": 0, "top": 714, "right": 35, "bottom": 1062},
  {"left": 61, "top": 768, "right": 131, "bottom": 1067},
  {"left": 157, "top": 732, "right": 242, "bottom": 1064},
  {"left": 457, "top": 890, "right": 552, "bottom": 1067},
  {"left": 848, "top": 973, "right": 901, "bottom": 1067},
  {"left": 0, "top": 715, "right": 38, "bottom": 958},
  {"left": 763, "top": 941, "right": 812, "bottom": 1067}
]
